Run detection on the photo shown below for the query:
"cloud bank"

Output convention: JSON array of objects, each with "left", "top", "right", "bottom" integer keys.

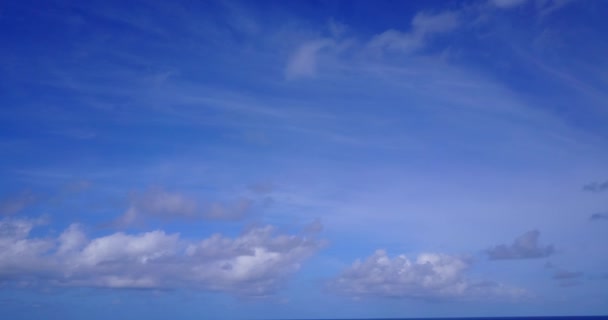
[{"left": 0, "top": 217, "right": 323, "bottom": 296}]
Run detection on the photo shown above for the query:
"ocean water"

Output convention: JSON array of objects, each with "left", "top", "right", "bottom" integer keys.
[{"left": 301, "top": 318, "right": 608, "bottom": 320}]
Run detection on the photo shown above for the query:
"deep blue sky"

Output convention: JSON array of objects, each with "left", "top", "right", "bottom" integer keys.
[{"left": 1, "top": 0, "right": 608, "bottom": 319}]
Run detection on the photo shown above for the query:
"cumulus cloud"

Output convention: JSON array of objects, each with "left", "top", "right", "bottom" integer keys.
[
  {"left": 590, "top": 212, "right": 608, "bottom": 221},
  {"left": 113, "top": 187, "right": 255, "bottom": 227},
  {"left": 0, "top": 218, "right": 55, "bottom": 287},
  {"left": 0, "top": 191, "right": 36, "bottom": 215},
  {"left": 583, "top": 180, "right": 608, "bottom": 193},
  {"left": 486, "top": 230, "right": 555, "bottom": 260},
  {"left": 0, "top": 217, "right": 323, "bottom": 296},
  {"left": 329, "top": 250, "right": 525, "bottom": 300},
  {"left": 369, "top": 11, "right": 459, "bottom": 53}
]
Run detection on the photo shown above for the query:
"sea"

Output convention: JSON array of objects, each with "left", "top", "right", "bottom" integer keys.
[{"left": 293, "top": 317, "right": 608, "bottom": 320}]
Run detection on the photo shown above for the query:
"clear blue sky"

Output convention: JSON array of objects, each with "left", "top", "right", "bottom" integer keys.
[{"left": 1, "top": 0, "right": 608, "bottom": 319}]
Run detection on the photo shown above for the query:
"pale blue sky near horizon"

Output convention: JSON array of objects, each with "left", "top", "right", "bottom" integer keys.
[{"left": 1, "top": 0, "right": 608, "bottom": 319}]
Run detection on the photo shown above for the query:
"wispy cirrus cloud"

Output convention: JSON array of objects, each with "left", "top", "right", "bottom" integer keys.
[
  {"left": 285, "top": 10, "right": 459, "bottom": 79},
  {"left": 285, "top": 39, "right": 335, "bottom": 79},
  {"left": 490, "top": 0, "right": 573, "bottom": 15},
  {"left": 369, "top": 11, "right": 460, "bottom": 53}
]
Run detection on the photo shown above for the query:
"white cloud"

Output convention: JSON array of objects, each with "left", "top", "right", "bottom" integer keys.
[
  {"left": 0, "top": 217, "right": 323, "bottom": 296},
  {"left": 330, "top": 250, "right": 525, "bottom": 300},
  {"left": 184, "top": 225, "right": 322, "bottom": 295},
  {"left": 285, "top": 39, "right": 334, "bottom": 79},
  {"left": 57, "top": 224, "right": 87, "bottom": 255},
  {"left": 0, "top": 218, "right": 54, "bottom": 279},
  {"left": 285, "top": 10, "right": 459, "bottom": 79},
  {"left": 78, "top": 230, "right": 179, "bottom": 266},
  {"left": 369, "top": 11, "right": 459, "bottom": 53}
]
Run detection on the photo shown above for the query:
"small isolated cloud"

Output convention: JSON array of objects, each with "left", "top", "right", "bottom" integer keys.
[
  {"left": 544, "top": 262, "right": 584, "bottom": 287},
  {"left": 0, "top": 191, "right": 36, "bottom": 215},
  {"left": 369, "top": 11, "right": 459, "bottom": 53},
  {"left": 205, "top": 198, "right": 253, "bottom": 221},
  {"left": 590, "top": 212, "right": 608, "bottom": 221},
  {"left": 63, "top": 180, "right": 92, "bottom": 193},
  {"left": 486, "top": 230, "right": 555, "bottom": 260},
  {"left": 285, "top": 39, "right": 334, "bottom": 79},
  {"left": 553, "top": 270, "right": 583, "bottom": 287},
  {"left": 490, "top": 0, "right": 528, "bottom": 9},
  {"left": 303, "top": 218, "right": 323, "bottom": 234},
  {"left": 248, "top": 181, "right": 275, "bottom": 195},
  {"left": 0, "top": 217, "right": 324, "bottom": 296},
  {"left": 329, "top": 250, "right": 525, "bottom": 301},
  {"left": 583, "top": 180, "right": 608, "bottom": 193},
  {"left": 113, "top": 187, "right": 256, "bottom": 227},
  {"left": 553, "top": 270, "right": 583, "bottom": 280}
]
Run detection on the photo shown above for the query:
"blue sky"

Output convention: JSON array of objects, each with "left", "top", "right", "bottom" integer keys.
[{"left": 1, "top": 0, "right": 608, "bottom": 318}]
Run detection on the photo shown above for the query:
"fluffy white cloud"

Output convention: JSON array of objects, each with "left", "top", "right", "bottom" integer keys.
[
  {"left": 0, "top": 217, "right": 323, "bottom": 295},
  {"left": 0, "top": 218, "right": 54, "bottom": 280},
  {"left": 330, "top": 250, "right": 525, "bottom": 300},
  {"left": 184, "top": 226, "right": 322, "bottom": 295}
]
